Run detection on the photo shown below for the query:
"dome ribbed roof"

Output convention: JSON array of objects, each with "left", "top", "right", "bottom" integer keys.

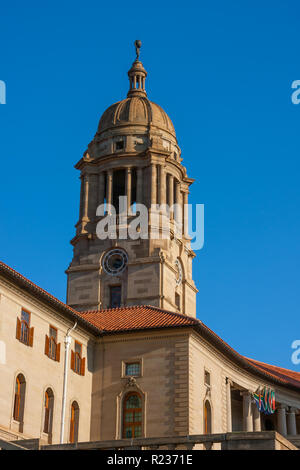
[{"left": 97, "top": 96, "right": 176, "bottom": 138}]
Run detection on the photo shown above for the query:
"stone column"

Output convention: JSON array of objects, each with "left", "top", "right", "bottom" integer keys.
[
  {"left": 276, "top": 404, "right": 287, "bottom": 436},
  {"left": 287, "top": 408, "right": 297, "bottom": 436},
  {"left": 106, "top": 170, "right": 113, "bottom": 214},
  {"left": 98, "top": 172, "right": 105, "bottom": 209},
  {"left": 151, "top": 164, "right": 157, "bottom": 206},
  {"left": 174, "top": 179, "right": 181, "bottom": 223},
  {"left": 136, "top": 167, "right": 143, "bottom": 205},
  {"left": 168, "top": 174, "right": 174, "bottom": 219},
  {"left": 83, "top": 174, "right": 89, "bottom": 220},
  {"left": 226, "top": 379, "right": 232, "bottom": 432},
  {"left": 160, "top": 165, "right": 166, "bottom": 206},
  {"left": 183, "top": 191, "right": 189, "bottom": 236},
  {"left": 125, "top": 167, "right": 132, "bottom": 214},
  {"left": 253, "top": 403, "right": 261, "bottom": 431},
  {"left": 242, "top": 391, "right": 253, "bottom": 432}
]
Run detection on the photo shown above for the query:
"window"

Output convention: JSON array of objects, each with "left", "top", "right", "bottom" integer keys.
[
  {"left": 69, "top": 401, "right": 80, "bottom": 443},
  {"left": 125, "top": 362, "right": 141, "bottom": 377},
  {"left": 204, "top": 370, "right": 211, "bottom": 387},
  {"left": 16, "top": 309, "right": 34, "bottom": 347},
  {"left": 204, "top": 400, "right": 212, "bottom": 434},
  {"left": 115, "top": 140, "right": 124, "bottom": 150},
  {"left": 109, "top": 285, "right": 121, "bottom": 308},
  {"left": 13, "top": 374, "right": 26, "bottom": 423},
  {"left": 175, "top": 293, "right": 180, "bottom": 310},
  {"left": 122, "top": 393, "right": 142, "bottom": 438},
  {"left": 43, "top": 388, "right": 54, "bottom": 438},
  {"left": 71, "top": 341, "right": 85, "bottom": 376},
  {"left": 45, "top": 326, "right": 60, "bottom": 361}
]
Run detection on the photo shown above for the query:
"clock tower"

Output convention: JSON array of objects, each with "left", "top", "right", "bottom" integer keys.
[{"left": 66, "top": 42, "right": 197, "bottom": 316}]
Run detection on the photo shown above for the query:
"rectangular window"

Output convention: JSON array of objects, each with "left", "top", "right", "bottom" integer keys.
[
  {"left": 71, "top": 341, "right": 85, "bottom": 376},
  {"left": 175, "top": 293, "right": 180, "bottom": 310},
  {"left": 115, "top": 140, "right": 124, "bottom": 150},
  {"left": 110, "top": 285, "right": 121, "bottom": 308},
  {"left": 204, "top": 370, "right": 211, "bottom": 387},
  {"left": 125, "top": 362, "right": 141, "bottom": 377},
  {"left": 16, "top": 309, "right": 34, "bottom": 347},
  {"left": 49, "top": 326, "right": 57, "bottom": 361}
]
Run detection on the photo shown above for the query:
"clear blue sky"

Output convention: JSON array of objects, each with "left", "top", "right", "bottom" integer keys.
[{"left": 1, "top": 1, "right": 299, "bottom": 370}]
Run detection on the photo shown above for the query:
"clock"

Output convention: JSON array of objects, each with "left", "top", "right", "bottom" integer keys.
[{"left": 102, "top": 249, "right": 128, "bottom": 276}]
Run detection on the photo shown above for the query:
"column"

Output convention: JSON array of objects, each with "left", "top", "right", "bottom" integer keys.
[
  {"left": 106, "top": 170, "right": 113, "bottom": 214},
  {"left": 242, "top": 391, "right": 253, "bottom": 432},
  {"left": 276, "top": 404, "right": 287, "bottom": 436},
  {"left": 174, "top": 179, "right": 181, "bottom": 225},
  {"left": 168, "top": 174, "right": 174, "bottom": 219},
  {"left": 160, "top": 165, "right": 166, "bottom": 206},
  {"left": 226, "top": 379, "right": 232, "bottom": 432},
  {"left": 136, "top": 167, "right": 143, "bottom": 204},
  {"left": 287, "top": 408, "right": 297, "bottom": 436},
  {"left": 125, "top": 167, "right": 132, "bottom": 214},
  {"left": 151, "top": 164, "right": 157, "bottom": 206},
  {"left": 253, "top": 403, "right": 261, "bottom": 431},
  {"left": 183, "top": 191, "right": 189, "bottom": 236},
  {"left": 83, "top": 174, "right": 89, "bottom": 220},
  {"left": 98, "top": 172, "right": 105, "bottom": 209}
]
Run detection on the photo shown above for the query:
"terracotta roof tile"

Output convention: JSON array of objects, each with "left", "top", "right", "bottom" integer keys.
[
  {"left": 245, "top": 358, "right": 300, "bottom": 389},
  {"left": 77, "top": 305, "right": 199, "bottom": 333}
]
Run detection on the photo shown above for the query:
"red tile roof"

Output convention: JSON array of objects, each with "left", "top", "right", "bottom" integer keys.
[
  {"left": 1, "top": 260, "right": 300, "bottom": 391},
  {"left": 77, "top": 305, "right": 199, "bottom": 333},
  {"left": 246, "top": 358, "right": 300, "bottom": 389}
]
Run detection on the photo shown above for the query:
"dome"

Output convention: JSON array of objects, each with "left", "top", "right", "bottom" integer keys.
[{"left": 97, "top": 96, "right": 176, "bottom": 139}]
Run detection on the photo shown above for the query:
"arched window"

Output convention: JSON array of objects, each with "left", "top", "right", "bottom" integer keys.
[
  {"left": 204, "top": 400, "right": 212, "bottom": 434},
  {"left": 122, "top": 392, "right": 142, "bottom": 438},
  {"left": 13, "top": 374, "right": 26, "bottom": 423},
  {"left": 69, "top": 401, "right": 79, "bottom": 443},
  {"left": 43, "top": 388, "right": 54, "bottom": 437}
]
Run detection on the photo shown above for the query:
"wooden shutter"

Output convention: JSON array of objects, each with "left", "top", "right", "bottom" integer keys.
[
  {"left": 56, "top": 343, "right": 61, "bottom": 362},
  {"left": 45, "top": 335, "right": 49, "bottom": 356},
  {"left": 71, "top": 350, "right": 75, "bottom": 371},
  {"left": 16, "top": 317, "right": 21, "bottom": 340},
  {"left": 81, "top": 357, "right": 86, "bottom": 376},
  {"left": 29, "top": 327, "right": 34, "bottom": 347}
]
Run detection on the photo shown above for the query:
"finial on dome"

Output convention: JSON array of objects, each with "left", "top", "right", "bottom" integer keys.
[
  {"left": 127, "top": 40, "right": 147, "bottom": 97},
  {"left": 134, "top": 40, "right": 142, "bottom": 60}
]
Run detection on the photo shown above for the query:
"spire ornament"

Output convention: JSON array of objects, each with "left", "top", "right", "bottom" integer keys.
[{"left": 134, "top": 40, "right": 142, "bottom": 60}]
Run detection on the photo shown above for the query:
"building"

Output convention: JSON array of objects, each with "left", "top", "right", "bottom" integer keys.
[{"left": 0, "top": 43, "right": 299, "bottom": 450}]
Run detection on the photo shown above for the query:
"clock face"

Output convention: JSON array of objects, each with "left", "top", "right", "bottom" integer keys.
[
  {"left": 175, "top": 259, "right": 183, "bottom": 286},
  {"left": 103, "top": 249, "right": 128, "bottom": 276}
]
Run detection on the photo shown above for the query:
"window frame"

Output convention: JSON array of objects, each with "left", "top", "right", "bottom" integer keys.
[
  {"left": 49, "top": 325, "right": 58, "bottom": 361},
  {"left": 122, "top": 359, "right": 143, "bottom": 378},
  {"left": 20, "top": 308, "right": 31, "bottom": 345},
  {"left": 109, "top": 284, "right": 122, "bottom": 308},
  {"left": 122, "top": 392, "right": 142, "bottom": 439}
]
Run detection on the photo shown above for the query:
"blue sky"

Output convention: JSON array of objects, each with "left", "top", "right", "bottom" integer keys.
[{"left": 0, "top": 1, "right": 299, "bottom": 370}]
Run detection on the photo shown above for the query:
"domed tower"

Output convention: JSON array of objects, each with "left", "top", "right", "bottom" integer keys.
[{"left": 66, "top": 42, "right": 197, "bottom": 315}]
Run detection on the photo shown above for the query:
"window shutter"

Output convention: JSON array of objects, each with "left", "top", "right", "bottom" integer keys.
[
  {"left": 29, "top": 327, "right": 34, "bottom": 347},
  {"left": 81, "top": 357, "right": 86, "bottom": 376},
  {"left": 71, "top": 350, "right": 75, "bottom": 371},
  {"left": 56, "top": 343, "right": 61, "bottom": 362},
  {"left": 16, "top": 317, "right": 21, "bottom": 340},
  {"left": 45, "top": 335, "right": 49, "bottom": 356}
]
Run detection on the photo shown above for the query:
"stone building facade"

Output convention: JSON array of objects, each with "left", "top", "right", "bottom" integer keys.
[{"left": 0, "top": 45, "right": 299, "bottom": 449}]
